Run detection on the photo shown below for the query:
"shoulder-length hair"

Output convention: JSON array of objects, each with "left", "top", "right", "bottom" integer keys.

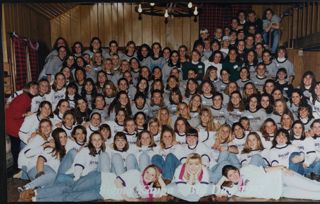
[
  {"left": 241, "top": 132, "right": 264, "bottom": 154},
  {"left": 136, "top": 130, "right": 156, "bottom": 148},
  {"left": 227, "top": 91, "right": 245, "bottom": 112},
  {"left": 87, "top": 131, "right": 106, "bottom": 156},
  {"left": 160, "top": 125, "right": 176, "bottom": 149},
  {"left": 271, "top": 128, "right": 291, "bottom": 148},
  {"left": 49, "top": 128, "right": 67, "bottom": 160},
  {"left": 215, "top": 124, "right": 234, "bottom": 144},
  {"left": 113, "top": 132, "right": 129, "bottom": 151}
]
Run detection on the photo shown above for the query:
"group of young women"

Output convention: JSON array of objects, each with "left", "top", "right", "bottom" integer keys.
[{"left": 8, "top": 9, "right": 320, "bottom": 201}]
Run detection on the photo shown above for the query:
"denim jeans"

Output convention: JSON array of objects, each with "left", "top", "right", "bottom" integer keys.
[
  {"left": 249, "top": 154, "right": 268, "bottom": 167},
  {"left": 139, "top": 152, "right": 151, "bottom": 171},
  {"left": 263, "top": 29, "right": 280, "bottom": 54},
  {"left": 289, "top": 152, "right": 304, "bottom": 175},
  {"left": 97, "top": 152, "right": 111, "bottom": 172},
  {"left": 111, "top": 153, "right": 137, "bottom": 176},
  {"left": 25, "top": 165, "right": 56, "bottom": 189},
  {"left": 151, "top": 153, "right": 180, "bottom": 180},
  {"left": 54, "top": 149, "right": 77, "bottom": 185}
]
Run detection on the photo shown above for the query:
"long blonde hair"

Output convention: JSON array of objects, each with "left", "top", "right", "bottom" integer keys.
[
  {"left": 215, "top": 124, "right": 234, "bottom": 144},
  {"left": 199, "top": 107, "right": 219, "bottom": 131},
  {"left": 183, "top": 153, "right": 202, "bottom": 181}
]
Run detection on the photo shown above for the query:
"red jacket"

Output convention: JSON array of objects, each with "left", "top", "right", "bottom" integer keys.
[{"left": 5, "top": 92, "right": 32, "bottom": 137}]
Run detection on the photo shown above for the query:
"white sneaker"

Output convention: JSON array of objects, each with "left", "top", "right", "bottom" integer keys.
[
  {"left": 31, "top": 196, "right": 37, "bottom": 202},
  {"left": 13, "top": 170, "right": 22, "bottom": 179}
]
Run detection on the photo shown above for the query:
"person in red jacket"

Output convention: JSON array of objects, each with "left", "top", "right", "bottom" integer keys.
[{"left": 5, "top": 81, "right": 38, "bottom": 173}]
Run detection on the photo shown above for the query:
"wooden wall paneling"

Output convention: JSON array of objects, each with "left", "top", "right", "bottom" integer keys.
[
  {"left": 306, "top": 1, "right": 312, "bottom": 36},
  {"left": 303, "top": 51, "right": 320, "bottom": 79},
  {"left": 151, "top": 16, "right": 160, "bottom": 45},
  {"left": 117, "top": 3, "right": 125, "bottom": 46},
  {"left": 165, "top": 18, "right": 175, "bottom": 49},
  {"left": 317, "top": 2, "right": 320, "bottom": 32},
  {"left": 287, "top": 49, "right": 303, "bottom": 87},
  {"left": 70, "top": 6, "right": 81, "bottom": 45},
  {"left": 131, "top": 4, "right": 142, "bottom": 45},
  {"left": 90, "top": 4, "right": 98, "bottom": 40},
  {"left": 104, "top": 3, "right": 112, "bottom": 45},
  {"left": 297, "top": 7, "right": 302, "bottom": 38},
  {"left": 182, "top": 17, "right": 191, "bottom": 49},
  {"left": 123, "top": 3, "right": 132, "bottom": 44},
  {"left": 173, "top": 17, "right": 183, "bottom": 50},
  {"left": 190, "top": 18, "right": 199, "bottom": 51},
  {"left": 50, "top": 17, "right": 61, "bottom": 46},
  {"left": 159, "top": 16, "right": 166, "bottom": 47},
  {"left": 288, "top": 8, "right": 292, "bottom": 47},
  {"left": 60, "top": 12, "right": 71, "bottom": 45},
  {"left": 302, "top": 3, "right": 307, "bottom": 37},
  {"left": 292, "top": 7, "right": 298, "bottom": 40},
  {"left": 142, "top": 15, "right": 153, "bottom": 46},
  {"left": 111, "top": 3, "right": 119, "bottom": 42},
  {"left": 97, "top": 4, "right": 105, "bottom": 46},
  {"left": 311, "top": 1, "right": 317, "bottom": 33},
  {"left": 80, "top": 5, "right": 91, "bottom": 47}
]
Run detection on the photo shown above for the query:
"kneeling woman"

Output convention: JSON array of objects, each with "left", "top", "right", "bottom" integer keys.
[
  {"left": 218, "top": 164, "right": 320, "bottom": 200},
  {"left": 166, "top": 153, "right": 215, "bottom": 202},
  {"left": 31, "top": 164, "right": 166, "bottom": 202}
]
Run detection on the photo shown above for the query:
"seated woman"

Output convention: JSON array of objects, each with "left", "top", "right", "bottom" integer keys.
[
  {"left": 18, "top": 128, "right": 67, "bottom": 192},
  {"left": 166, "top": 153, "right": 215, "bottom": 202},
  {"left": 28, "top": 164, "right": 166, "bottom": 202},
  {"left": 217, "top": 164, "right": 320, "bottom": 200}
]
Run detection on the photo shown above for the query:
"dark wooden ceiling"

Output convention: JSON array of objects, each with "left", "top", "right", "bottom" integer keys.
[{"left": 25, "top": 3, "right": 79, "bottom": 19}]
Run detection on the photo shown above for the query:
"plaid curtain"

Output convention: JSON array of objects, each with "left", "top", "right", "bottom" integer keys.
[
  {"left": 199, "top": 4, "right": 252, "bottom": 37},
  {"left": 27, "top": 40, "right": 39, "bottom": 81},
  {"left": 12, "top": 36, "right": 27, "bottom": 91}
]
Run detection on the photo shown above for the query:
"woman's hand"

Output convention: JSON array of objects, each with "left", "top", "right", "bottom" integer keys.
[{"left": 291, "top": 155, "right": 304, "bottom": 163}]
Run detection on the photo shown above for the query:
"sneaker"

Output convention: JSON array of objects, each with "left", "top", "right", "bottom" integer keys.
[
  {"left": 13, "top": 170, "right": 22, "bottom": 179},
  {"left": 17, "top": 186, "right": 27, "bottom": 193}
]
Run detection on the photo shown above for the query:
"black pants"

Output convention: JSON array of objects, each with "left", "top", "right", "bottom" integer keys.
[{"left": 8, "top": 135, "right": 20, "bottom": 170}]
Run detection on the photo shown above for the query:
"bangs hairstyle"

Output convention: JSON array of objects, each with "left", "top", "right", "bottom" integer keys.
[
  {"left": 113, "top": 132, "right": 129, "bottom": 151},
  {"left": 87, "top": 131, "right": 106, "bottom": 156}
]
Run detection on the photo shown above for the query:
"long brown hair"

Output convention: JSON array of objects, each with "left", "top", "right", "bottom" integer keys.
[
  {"left": 241, "top": 132, "right": 265, "bottom": 154},
  {"left": 87, "top": 131, "right": 106, "bottom": 156}
]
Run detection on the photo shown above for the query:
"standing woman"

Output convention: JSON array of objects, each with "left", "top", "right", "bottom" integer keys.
[
  {"left": 71, "top": 41, "right": 84, "bottom": 60},
  {"left": 162, "top": 50, "right": 181, "bottom": 83},
  {"left": 137, "top": 44, "right": 152, "bottom": 69},
  {"left": 121, "top": 41, "right": 137, "bottom": 61},
  {"left": 182, "top": 49, "right": 205, "bottom": 81},
  {"left": 83, "top": 37, "right": 106, "bottom": 59},
  {"left": 150, "top": 42, "right": 166, "bottom": 70},
  {"left": 107, "top": 91, "right": 132, "bottom": 121},
  {"left": 103, "top": 80, "right": 117, "bottom": 107},
  {"left": 273, "top": 46, "right": 295, "bottom": 84},
  {"left": 48, "top": 72, "right": 67, "bottom": 110},
  {"left": 95, "top": 70, "right": 108, "bottom": 94}
]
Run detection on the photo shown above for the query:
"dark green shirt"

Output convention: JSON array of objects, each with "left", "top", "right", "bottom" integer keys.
[
  {"left": 182, "top": 61, "right": 205, "bottom": 80},
  {"left": 222, "top": 61, "right": 243, "bottom": 82}
]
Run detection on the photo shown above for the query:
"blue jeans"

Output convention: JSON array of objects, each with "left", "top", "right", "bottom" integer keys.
[
  {"left": 249, "top": 154, "right": 268, "bottom": 167},
  {"left": 97, "top": 152, "right": 111, "bottom": 172},
  {"left": 302, "top": 160, "right": 320, "bottom": 176},
  {"left": 263, "top": 29, "right": 280, "bottom": 54},
  {"left": 36, "top": 171, "right": 103, "bottom": 202},
  {"left": 289, "top": 152, "right": 304, "bottom": 175},
  {"left": 25, "top": 165, "right": 56, "bottom": 189},
  {"left": 111, "top": 153, "right": 137, "bottom": 176},
  {"left": 151, "top": 153, "right": 180, "bottom": 180},
  {"left": 54, "top": 149, "right": 77, "bottom": 185}
]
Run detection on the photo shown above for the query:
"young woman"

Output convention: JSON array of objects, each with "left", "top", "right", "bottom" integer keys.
[
  {"left": 197, "top": 108, "right": 218, "bottom": 146},
  {"left": 311, "top": 81, "right": 320, "bottom": 119},
  {"left": 103, "top": 80, "right": 117, "bottom": 107},
  {"left": 48, "top": 72, "right": 67, "bottom": 109},
  {"left": 122, "top": 117, "right": 138, "bottom": 145},
  {"left": 298, "top": 104, "right": 315, "bottom": 131},
  {"left": 259, "top": 118, "right": 278, "bottom": 149},
  {"left": 19, "top": 101, "right": 53, "bottom": 145},
  {"left": 18, "top": 128, "right": 67, "bottom": 192},
  {"left": 167, "top": 88, "right": 183, "bottom": 114},
  {"left": 72, "top": 97, "right": 92, "bottom": 125},
  {"left": 131, "top": 92, "right": 151, "bottom": 119},
  {"left": 236, "top": 67, "right": 251, "bottom": 92},
  {"left": 107, "top": 91, "right": 132, "bottom": 121},
  {"left": 290, "top": 120, "right": 320, "bottom": 178},
  {"left": 287, "top": 89, "right": 305, "bottom": 118},
  {"left": 268, "top": 129, "right": 305, "bottom": 175},
  {"left": 300, "top": 71, "right": 317, "bottom": 101},
  {"left": 231, "top": 122, "right": 248, "bottom": 154},
  {"left": 134, "top": 111, "right": 147, "bottom": 132},
  {"left": 131, "top": 130, "right": 157, "bottom": 171},
  {"left": 135, "top": 77, "right": 149, "bottom": 98},
  {"left": 167, "top": 153, "right": 215, "bottom": 202},
  {"left": 214, "top": 69, "right": 230, "bottom": 93},
  {"left": 151, "top": 125, "right": 180, "bottom": 181},
  {"left": 18, "top": 119, "right": 52, "bottom": 181},
  {"left": 162, "top": 50, "right": 181, "bottom": 84},
  {"left": 188, "top": 94, "right": 202, "bottom": 120},
  {"left": 147, "top": 118, "right": 161, "bottom": 144},
  {"left": 273, "top": 46, "right": 295, "bottom": 84},
  {"left": 95, "top": 70, "right": 108, "bottom": 94},
  {"left": 218, "top": 164, "right": 320, "bottom": 200},
  {"left": 74, "top": 68, "right": 86, "bottom": 94},
  {"left": 85, "top": 112, "right": 102, "bottom": 141},
  {"left": 91, "top": 94, "right": 108, "bottom": 122},
  {"left": 121, "top": 40, "right": 137, "bottom": 61},
  {"left": 280, "top": 112, "right": 295, "bottom": 133},
  {"left": 29, "top": 164, "right": 166, "bottom": 202},
  {"left": 204, "top": 50, "right": 223, "bottom": 79},
  {"left": 65, "top": 125, "right": 87, "bottom": 152},
  {"left": 109, "top": 132, "right": 136, "bottom": 176},
  {"left": 260, "top": 93, "right": 274, "bottom": 116},
  {"left": 80, "top": 78, "right": 97, "bottom": 110},
  {"left": 226, "top": 91, "right": 245, "bottom": 125},
  {"left": 149, "top": 42, "right": 166, "bottom": 70},
  {"left": 239, "top": 132, "right": 269, "bottom": 167},
  {"left": 65, "top": 82, "right": 81, "bottom": 109},
  {"left": 182, "top": 50, "right": 205, "bottom": 81},
  {"left": 270, "top": 99, "right": 290, "bottom": 127},
  {"left": 52, "top": 99, "right": 70, "bottom": 127},
  {"left": 184, "top": 79, "right": 199, "bottom": 103},
  {"left": 275, "top": 68, "right": 293, "bottom": 99},
  {"left": 199, "top": 80, "right": 215, "bottom": 107},
  {"left": 203, "top": 66, "right": 220, "bottom": 91},
  {"left": 60, "top": 110, "right": 76, "bottom": 137},
  {"left": 243, "top": 50, "right": 258, "bottom": 77},
  {"left": 222, "top": 81, "right": 239, "bottom": 107},
  {"left": 174, "top": 117, "right": 192, "bottom": 144},
  {"left": 242, "top": 82, "right": 258, "bottom": 106},
  {"left": 243, "top": 94, "right": 267, "bottom": 131},
  {"left": 210, "top": 92, "right": 227, "bottom": 128}
]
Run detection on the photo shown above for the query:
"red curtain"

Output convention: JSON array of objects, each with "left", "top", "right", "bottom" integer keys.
[
  {"left": 12, "top": 35, "right": 40, "bottom": 90},
  {"left": 27, "top": 40, "right": 39, "bottom": 81},
  {"left": 199, "top": 4, "right": 252, "bottom": 36},
  {"left": 12, "top": 36, "right": 27, "bottom": 91}
]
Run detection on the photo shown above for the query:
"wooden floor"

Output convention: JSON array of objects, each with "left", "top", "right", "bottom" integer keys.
[{"left": 6, "top": 177, "right": 317, "bottom": 202}]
